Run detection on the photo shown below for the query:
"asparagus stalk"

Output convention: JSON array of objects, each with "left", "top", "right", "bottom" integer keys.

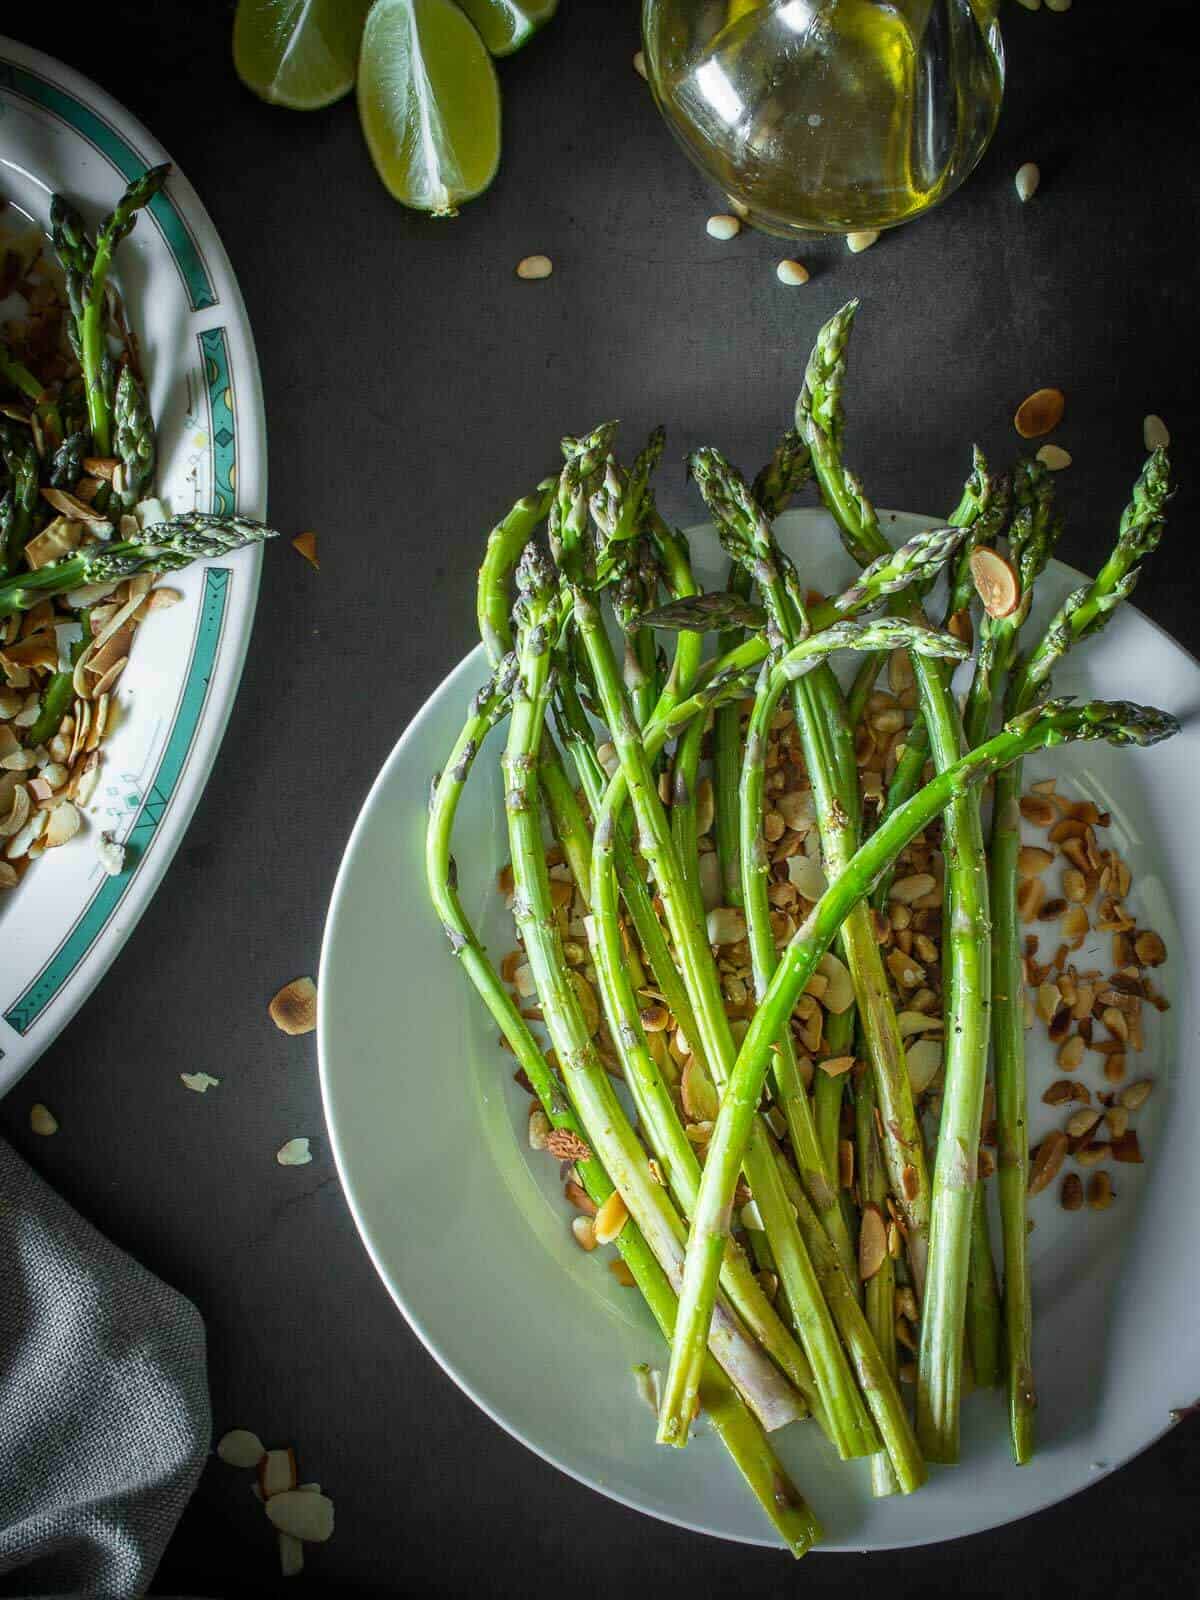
[
  {"left": 50, "top": 165, "right": 170, "bottom": 456},
  {"left": 991, "top": 446, "right": 1171, "bottom": 1464},
  {"left": 570, "top": 577, "right": 879, "bottom": 1461},
  {"left": 0, "top": 512, "right": 277, "bottom": 615},
  {"left": 1, "top": 422, "right": 40, "bottom": 577},
  {"left": 660, "top": 697, "right": 1179, "bottom": 1449},
  {"left": 424, "top": 655, "right": 819, "bottom": 1554},
  {"left": 853, "top": 1059, "right": 900, "bottom": 1497},
  {"left": 503, "top": 542, "right": 805, "bottom": 1434},
  {"left": 797, "top": 303, "right": 997, "bottom": 1461},
  {"left": 691, "top": 445, "right": 937, "bottom": 1299},
  {"left": 113, "top": 365, "right": 157, "bottom": 507}
]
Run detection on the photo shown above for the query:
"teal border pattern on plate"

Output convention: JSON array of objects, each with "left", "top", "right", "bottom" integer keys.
[
  {"left": 0, "top": 56, "right": 217, "bottom": 310},
  {"left": 199, "top": 327, "right": 237, "bottom": 515},
  {"left": 4, "top": 569, "right": 231, "bottom": 1034}
]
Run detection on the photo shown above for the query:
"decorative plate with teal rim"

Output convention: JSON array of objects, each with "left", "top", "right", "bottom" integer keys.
[{"left": 0, "top": 38, "right": 267, "bottom": 1094}]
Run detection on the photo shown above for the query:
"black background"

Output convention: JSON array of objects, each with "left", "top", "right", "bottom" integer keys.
[{"left": 3, "top": 2, "right": 1199, "bottom": 1595}]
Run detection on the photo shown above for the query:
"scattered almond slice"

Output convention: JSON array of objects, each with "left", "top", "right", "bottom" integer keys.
[
  {"left": 30, "top": 1102, "right": 58, "bottom": 1136},
  {"left": 969, "top": 546, "right": 1020, "bottom": 617},
  {"left": 259, "top": 1448, "right": 299, "bottom": 1499},
  {"left": 217, "top": 1428, "right": 266, "bottom": 1468},
  {"left": 292, "top": 531, "right": 319, "bottom": 569},
  {"left": 181, "top": 1072, "right": 220, "bottom": 1093},
  {"left": 265, "top": 1490, "right": 335, "bottom": 1544},
  {"left": 858, "top": 1204, "right": 886, "bottom": 1280},
  {"left": 269, "top": 976, "right": 318, "bottom": 1035},
  {"left": 1014, "top": 386, "right": 1065, "bottom": 438},
  {"left": 276, "top": 1138, "right": 313, "bottom": 1167}
]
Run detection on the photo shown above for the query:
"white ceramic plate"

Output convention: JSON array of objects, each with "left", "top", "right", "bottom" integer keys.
[
  {"left": 0, "top": 38, "right": 266, "bottom": 1094},
  {"left": 320, "top": 507, "right": 1200, "bottom": 1551}
]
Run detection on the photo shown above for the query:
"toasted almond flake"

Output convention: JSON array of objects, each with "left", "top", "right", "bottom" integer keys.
[
  {"left": 681, "top": 1055, "right": 720, "bottom": 1123},
  {"left": 1111, "top": 1130, "right": 1143, "bottom": 1164},
  {"left": 1066, "top": 1106, "right": 1102, "bottom": 1139},
  {"left": 1118, "top": 1078, "right": 1153, "bottom": 1111},
  {"left": 1060, "top": 1172, "right": 1084, "bottom": 1211},
  {"left": 1104, "top": 1106, "right": 1130, "bottom": 1141},
  {"left": 817, "top": 1054, "right": 855, "bottom": 1078},
  {"left": 906, "top": 1037, "right": 942, "bottom": 1095},
  {"left": 786, "top": 853, "right": 827, "bottom": 900},
  {"left": 217, "top": 1428, "right": 266, "bottom": 1468},
  {"left": 269, "top": 976, "right": 317, "bottom": 1036},
  {"left": 516, "top": 255, "right": 553, "bottom": 281},
  {"left": 1061, "top": 904, "right": 1089, "bottom": 949},
  {"left": 817, "top": 951, "right": 853, "bottom": 1013},
  {"left": 608, "top": 1258, "right": 636, "bottom": 1287},
  {"left": 1017, "top": 876, "right": 1046, "bottom": 922},
  {"left": 265, "top": 1490, "right": 334, "bottom": 1544},
  {"left": 1057, "top": 1034, "right": 1085, "bottom": 1071},
  {"left": 1076, "top": 1140, "right": 1111, "bottom": 1166},
  {"left": 1133, "top": 930, "right": 1167, "bottom": 967},
  {"left": 30, "top": 1102, "right": 58, "bottom": 1136},
  {"left": 846, "top": 229, "right": 879, "bottom": 253},
  {"left": 1020, "top": 793, "right": 1056, "bottom": 826},
  {"left": 1014, "top": 161, "right": 1040, "bottom": 201},
  {"left": 564, "top": 1179, "right": 597, "bottom": 1215},
  {"left": 706, "top": 214, "right": 741, "bottom": 241},
  {"left": 594, "top": 1189, "right": 629, "bottom": 1244},
  {"left": 145, "top": 585, "right": 184, "bottom": 614},
  {"left": 0, "top": 862, "right": 17, "bottom": 888},
  {"left": 1028, "top": 1130, "right": 1068, "bottom": 1194},
  {"left": 633, "top": 1363, "right": 661, "bottom": 1416},
  {"left": 889, "top": 871, "right": 936, "bottom": 904},
  {"left": 1143, "top": 414, "right": 1170, "bottom": 451},
  {"left": 43, "top": 800, "right": 80, "bottom": 848},
  {"left": 572, "top": 1214, "right": 597, "bottom": 1251},
  {"left": 181, "top": 1072, "right": 220, "bottom": 1094},
  {"left": 279, "top": 1533, "right": 304, "bottom": 1578},
  {"left": 694, "top": 776, "right": 715, "bottom": 836},
  {"left": 1087, "top": 1171, "right": 1114, "bottom": 1209},
  {"left": 0, "top": 783, "right": 31, "bottom": 838},
  {"left": 1043, "top": 1079, "right": 1091, "bottom": 1107},
  {"left": 1036, "top": 444, "right": 1072, "bottom": 471},
  {"left": 527, "top": 1107, "right": 551, "bottom": 1150},
  {"left": 276, "top": 1138, "right": 312, "bottom": 1167},
  {"left": 859, "top": 1204, "right": 886, "bottom": 1280},
  {"left": 292, "top": 531, "right": 319, "bottom": 569},
  {"left": 707, "top": 905, "right": 747, "bottom": 946},
  {"left": 632, "top": 48, "right": 647, "bottom": 78},
  {"left": 259, "top": 1447, "right": 299, "bottom": 1499},
  {"left": 1018, "top": 846, "right": 1055, "bottom": 878},
  {"left": 776, "top": 258, "right": 810, "bottom": 285},
  {"left": 969, "top": 546, "right": 1020, "bottom": 618},
  {"left": 1014, "top": 387, "right": 1065, "bottom": 438}
]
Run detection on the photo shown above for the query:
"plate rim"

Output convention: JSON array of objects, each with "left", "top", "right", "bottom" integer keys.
[
  {"left": 319, "top": 516, "right": 1199, "bottom": 1552},
  {"left": 0, "top": 35, "right": 267, "bottom": 1094}
]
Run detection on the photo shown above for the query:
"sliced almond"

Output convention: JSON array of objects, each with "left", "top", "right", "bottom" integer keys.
[
  {"left": 43, "top": 800, "right": 81, "bottom": 848},
  {"left": 269, "top": 977, "right": 318, "bottom": 1036},
  {"left": 259, "top": 1448, "right": 298, "bottom": 1499},
  {"left": 564, "top": 1180, "right": 597, "bottom": 1215},
  {"left": 1111, "top": 1130, "right": 1143, "bottom": 1164},
  {"left": 817, "top": 1054, "right": 855, "bottom": 1078},
  {"left": 276, "top": 1138, "right": 312, "bottom": 1167},
  {"left": 217, "top": 1428, "right": 266, "bottom": 1468},
  {"left": 1060, "top": 1172, "right": 1084, "bottom": 1211},
  {"left": 1104, "top": 1106, "right": 1130, "bottom": 1141},
  {"left": 292, "top": 530, "right": 319, "bottom": 569},
  {"left": 1076, "top": 1141, "right": 1111, "bottom": 1167},
  {"left": 1018, "top": 845, "right": 1055, "bottom": 877},
  {"left": 707, "top": 905, "right": 747, "bottom": 946},
  {"left": 1133, "top": 930, "right": 1167, "bottom": 967},
  {"left": 1028, "top": 1130, "right": 1068, "bottom": 1195},
  {"left": 593, "top": 1190, "right": 629, "bottom": 1244},
  {"left": 1020, "top": 794, "right": 1057, "bottom": 827},
  {"left": 264, "top": 1490, "right": 335, "bottom": 1544},
  {"left": 1014, "top": 386, "right": 1066, "bottom": 438},
  {"left": 571, "top": 1215, "right": 597, "bottom": 1251},
  {"left": 1065, "top": 1107, "right": 1101, "bottom": 1139},
  {"left": 1018, "top": 877, "right": 1046, "bottom": 922},
  {"left": 568, "top": 970, "right": 600, "bottom": 1036},
  {"left": 1118, "top": 1078, "right": 1154, "bottom": 1111},
  {"left": 969, "top": 547, "right": 1020, "bottom": 618},
  {"left": 889, "top": 872, "right": 936, "bottom": 904},
  {"left": 817, "top": 951, "right": 854, "bottom": 1013},
  {"left": 1088, "top": 1171, "right": 1114, "bottom": 1209},
  {"left": 858, "top": 1204, "right": 886, "bottom": 1281},
  {"left": 1057, "top": 1034, "right": 1085, "bottom": 1072},
  {"left": 1043, "top": 1079, "right": 1091, "bottom": 1107},
  {"left": 681, "top": 1055, "right": 719, "bottom": 1122},
  {"left": 838, "top": 1139, "right": 854, "bottom": 1190},
  {"left": 906, "top": 1038, "right": 942, "bottom": 1095},
  {"left": 1061, "top": 904, "right": 1089, "bottom": 949},
  {"left": 30, "top": 1103, "right": 58, "bottom": 1136}
]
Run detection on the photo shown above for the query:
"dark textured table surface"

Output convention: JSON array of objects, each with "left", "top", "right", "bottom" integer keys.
[{"left": 3, "top": 3, "right": 1199, "bottom": 1595}]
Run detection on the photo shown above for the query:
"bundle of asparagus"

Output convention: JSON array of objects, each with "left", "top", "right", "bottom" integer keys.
[
  {"left": 1, "top": 168, "right": 275, "bottom": 881},
  {"left": 425, "top": 305, "right": 1178, "bottom": 1552}
]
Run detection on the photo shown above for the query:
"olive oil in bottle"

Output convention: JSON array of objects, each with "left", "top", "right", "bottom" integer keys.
[{"left": 644, "top": 0, "right": 1005, "bottom": 236}]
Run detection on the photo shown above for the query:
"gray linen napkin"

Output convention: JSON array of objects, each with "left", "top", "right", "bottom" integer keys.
[{"left": 0, "top": 1138, "right": 209, "bottom": 1599}]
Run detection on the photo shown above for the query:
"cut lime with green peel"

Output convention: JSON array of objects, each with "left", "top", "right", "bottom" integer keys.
[
  {"left": 358, "top": 0, "right": 501, "bottom": 216},
  {"left": 457, "top": 0, "right": 558, "bottom": 57},
  {"left": 233, "top": 0, "right": 374, "bottom": 110}
]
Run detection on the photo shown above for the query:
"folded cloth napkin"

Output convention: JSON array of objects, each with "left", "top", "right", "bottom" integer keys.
[{"left": 0, "top": 1138, "right": 209, "bottom": 1599}]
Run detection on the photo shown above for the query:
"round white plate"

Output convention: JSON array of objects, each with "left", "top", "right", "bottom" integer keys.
[
  {"left": 0, "top": 38, "right": 266, "bottom": 1094},
  {"left": 320, "top": 506, "right": 1199, "bottom": 1551}
]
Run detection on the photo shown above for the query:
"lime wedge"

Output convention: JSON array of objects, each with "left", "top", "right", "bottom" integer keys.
[
  {"left": 457, "top": 0, "right": 558, "bottom": 57},
  {"left": 358, "top": 0, "right": 501, "bottom": 215},
  {"left": 233, "top": 0, "right": 374, "bottom": 110}
]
